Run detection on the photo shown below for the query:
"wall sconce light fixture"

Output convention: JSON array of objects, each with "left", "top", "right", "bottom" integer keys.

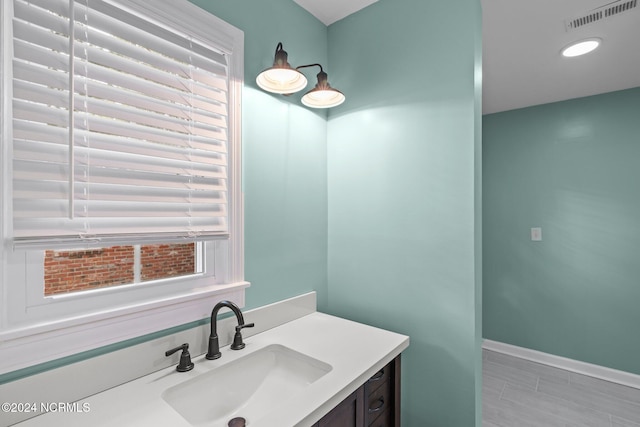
[{"left": 256, "top": 42, "right": 345, "bottom": 108}]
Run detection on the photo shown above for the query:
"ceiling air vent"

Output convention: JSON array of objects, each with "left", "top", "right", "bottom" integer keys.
[{"left": 565, "top": 0, "right": 638, "bottom": 31}]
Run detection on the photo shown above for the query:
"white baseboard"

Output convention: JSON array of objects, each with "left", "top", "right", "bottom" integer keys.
[{"left": 483, "top": 339, "right": 640, "bottom": 390}]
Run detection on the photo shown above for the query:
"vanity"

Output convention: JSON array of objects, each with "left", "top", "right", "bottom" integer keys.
[
  {"left": 313, "top": 356, "right": 400, "bottom": 427},
  {"left": 6, "top": 293, "right": 409, "bottom": 427}
]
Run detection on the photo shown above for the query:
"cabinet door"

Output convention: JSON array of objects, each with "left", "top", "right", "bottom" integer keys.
[{"left": 317, "top": 387, "right": 364, "bottom": 427}]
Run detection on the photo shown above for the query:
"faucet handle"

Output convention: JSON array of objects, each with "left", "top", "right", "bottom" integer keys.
[
  {"left": 231, "top": 323, "right": 255, "bottom": 350},
  {"left": 165, "top": 343, "right": 195, "bottom": 372},
  {"left": 236, "top": 322, "right": 255, "bottom": 331}
]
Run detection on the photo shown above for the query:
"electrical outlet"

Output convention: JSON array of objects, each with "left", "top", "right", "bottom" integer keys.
[{"left": 531, "top": 227, "right": 542, "bottom": 241}]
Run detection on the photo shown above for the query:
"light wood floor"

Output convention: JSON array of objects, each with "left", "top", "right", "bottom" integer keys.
[{"left": 483, "top": 349, "right": 640, "bottom": 427}]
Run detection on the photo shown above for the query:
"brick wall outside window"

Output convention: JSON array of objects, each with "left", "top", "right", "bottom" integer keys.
[
  {"left": 44, "top": 243, "right": 195, "bottom": 296},
  {"left": 141, "top": 243, "right": 195, "bottom": 282}
]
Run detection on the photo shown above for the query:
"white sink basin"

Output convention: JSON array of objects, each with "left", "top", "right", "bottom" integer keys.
[{"left": 162, "top": 344, "right": 332, "bottom": 426}]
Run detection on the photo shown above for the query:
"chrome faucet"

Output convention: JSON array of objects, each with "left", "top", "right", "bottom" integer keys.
[{"left": 206, "top": 300, "right": 254, "bottom": 360}]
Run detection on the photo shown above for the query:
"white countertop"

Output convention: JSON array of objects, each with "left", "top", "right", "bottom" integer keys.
[{"left": 16, "top": 312, "right": 409, "bottom": 427}]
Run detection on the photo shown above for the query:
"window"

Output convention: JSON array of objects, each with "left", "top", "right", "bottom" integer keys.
[
  {"left": 0, "top": 0, "right": 246, "bottom": 374},
  {"left": 44, "top": 243, "right": 198, "bottom": 296}
]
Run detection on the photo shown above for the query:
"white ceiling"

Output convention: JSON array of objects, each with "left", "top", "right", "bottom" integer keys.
[
  {"left": 293, "top": 0, "right": 378, "bottom": 25},
  {"left": 482, "top": 0, "right": 640, "bottom": 114},
  {"left": 295, "top": 0, "right": 640, "bottom": 114}
]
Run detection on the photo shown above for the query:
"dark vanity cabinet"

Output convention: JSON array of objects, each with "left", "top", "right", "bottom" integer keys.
[{"left": 313, "top": 355, "right": 401, "bottom": 427}]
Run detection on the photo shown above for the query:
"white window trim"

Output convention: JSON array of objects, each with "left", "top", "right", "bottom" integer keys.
[{"left": 0, "top": 0, "right": 247, "bottom": 375}]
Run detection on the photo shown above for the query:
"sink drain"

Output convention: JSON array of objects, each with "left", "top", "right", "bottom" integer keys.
[{"left": 228, "top": 417, "right": 246, "bottom": 427}]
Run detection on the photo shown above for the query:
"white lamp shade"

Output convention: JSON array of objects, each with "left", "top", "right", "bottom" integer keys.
[
  {"left": 301, "top": 87, "right": 345, "bottom": 108},
  {"left": 256, "top": 67, "right": 308, "bottom": 94}
]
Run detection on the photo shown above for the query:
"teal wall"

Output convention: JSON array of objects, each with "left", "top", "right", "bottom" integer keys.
[
  {"left": 483, "top": 87, "right": 640, "bottom": 375},
  {"left": 189, "top": 0, "right": 330, "bottom": 311},
  {"left": 326, "top": 1, "right": 482, "bottom": 425}
]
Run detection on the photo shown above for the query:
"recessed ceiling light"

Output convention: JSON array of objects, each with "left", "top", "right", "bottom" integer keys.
[{"left": 561, "top": 38, "right": 602, "bottom": 57}]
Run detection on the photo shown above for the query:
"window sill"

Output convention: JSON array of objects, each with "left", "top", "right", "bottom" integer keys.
[{"left": 0, "top": 281, "right": 250, "bottom": 375}]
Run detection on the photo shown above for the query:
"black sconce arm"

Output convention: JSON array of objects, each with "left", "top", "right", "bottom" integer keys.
[{"left": 295, "top": 63, "right": 324, "bottom": 73}]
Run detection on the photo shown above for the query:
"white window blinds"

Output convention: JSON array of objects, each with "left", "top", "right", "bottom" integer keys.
[{"left": 12, "top": 0, "right": 230, "bottom": 248}]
